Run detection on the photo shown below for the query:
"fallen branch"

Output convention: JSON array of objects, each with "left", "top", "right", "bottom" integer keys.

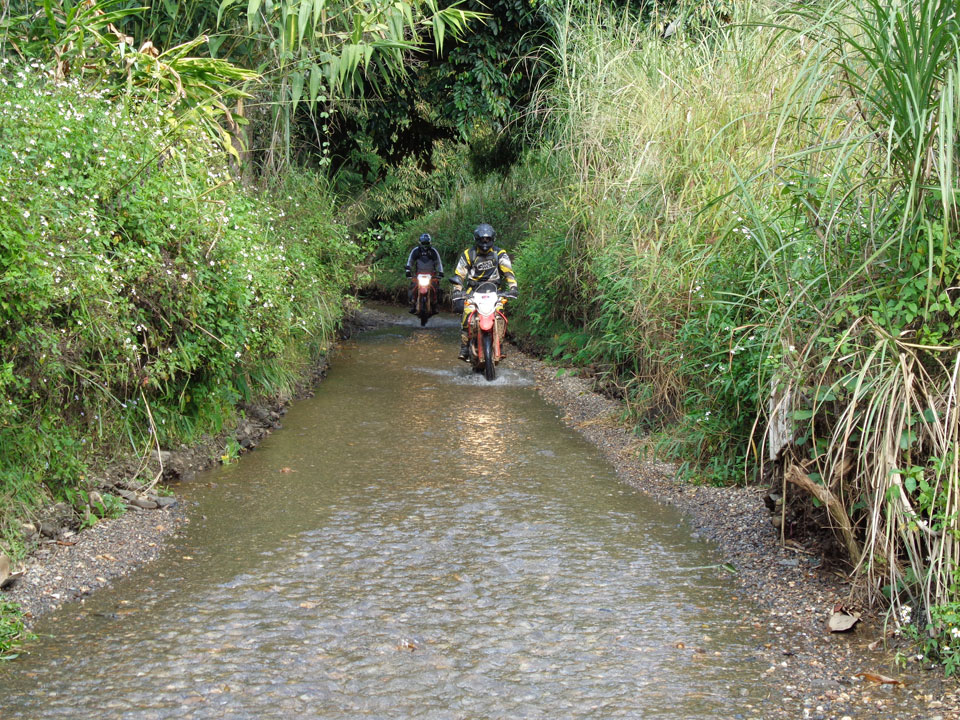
[{"left": 786, "top": 462, "right": 862, "bottom": 565}]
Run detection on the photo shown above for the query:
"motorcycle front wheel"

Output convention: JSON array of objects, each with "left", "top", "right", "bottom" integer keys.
[
  {"left": 482, "top": 332, "right": 496, "bottom": 381},
  {"left": 417, "top": 295, "right": 430, "bottom": 326}
]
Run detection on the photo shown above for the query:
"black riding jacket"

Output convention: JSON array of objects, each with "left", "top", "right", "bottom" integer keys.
[{"left": 405, "top": 246, "right": 444, "bottom": 277}]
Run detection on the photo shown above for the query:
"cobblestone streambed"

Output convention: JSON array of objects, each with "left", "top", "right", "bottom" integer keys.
[{"left": 6, "top": 315, "right": 792, "bottom": 718}]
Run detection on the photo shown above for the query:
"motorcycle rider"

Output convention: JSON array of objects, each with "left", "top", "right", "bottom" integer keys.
[
  {"left": 405, "top": 233, "right": 444, "bottom": 313},
  {"left": 450, "top": 223, "right": 518, "bottom": 360}
]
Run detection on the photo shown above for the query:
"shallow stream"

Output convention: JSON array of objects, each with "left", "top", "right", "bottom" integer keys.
[{"left": 3, "top": 310, "right": 782, "bottom": 718}]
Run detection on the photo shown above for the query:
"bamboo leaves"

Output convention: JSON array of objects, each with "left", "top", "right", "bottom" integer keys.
[
  {"left": 214, "top": 0, "right": 485, "bottom": 171},
  {"left": 309, "top": 62, "right": 323, "bottom": 108},
  {"left": 247, "top": 0, "right": 263, "bottom": 25},
  {"left": 291, "top": 68, "right": 305, "bottom": 109},
  {"left": 298, "top": 0, "right": 312, "bottom": 47}
]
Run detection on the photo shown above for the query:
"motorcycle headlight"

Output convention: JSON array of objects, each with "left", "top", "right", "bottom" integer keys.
[
  {"left": 417, "top": 274, "right": 432, "bottom": 288},
  {"left": 474, "top": 292, "right": 498, "bottom": 315}
]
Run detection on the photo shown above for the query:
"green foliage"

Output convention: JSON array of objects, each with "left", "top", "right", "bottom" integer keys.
[
  {"left": 0, "top": 1, "right": 258, "bottom": 155},
  {"left": 790, "top": 0, "right": 960, "bottom": 195},
  {"left": 323, "top": 0, "right": 554, "bottom": 195},
  {"left": 510, "top": 220, "right": 576, "bottom": 346},
  {"left": 646, "top": 0, "right": 737, "bottom": 39},
  {"left": 111, "top": 0, "right": 227, "bottom": 53},
  {"left": 0, "top": 61, "right": 356, "bottom": 548},
  {"left": 90, "top": 492, "right": 126, "bottom": 521},
  {"left": 220, "top": 436, "right": 241, "bottom": 464},
  {"left": 897, "top": 598, "right": 960, "bottom": 677},
  {"left": 927, "top": 602, "right": 960, "bottom": 677},
  {"left": 212, "top": 0, "right": 486, "bottom": 173},
  {"left": 429, "top": 0, "right": 553, "bottom": 138},
  {"left": 362, "top": 140, "right": 471, "bottom": 224},
  {"left": 0, "top": 602, "right": 34, "bottom": 661}
]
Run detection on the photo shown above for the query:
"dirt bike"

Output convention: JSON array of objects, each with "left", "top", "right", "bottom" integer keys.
[
  {"left": 413, "top": 272, "right": 439, "bottom": 327},
  {"left": 464, "top": 281, "right": 507, "bottom": 381}
]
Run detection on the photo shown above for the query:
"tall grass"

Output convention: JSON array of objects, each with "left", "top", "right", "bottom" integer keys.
[
  {"left": 518, "top": 0, "right": 805, "bottom": 450},
  {"left": 496, "top": 0, "right": 960, "bottom": 660},
  {"left": 771, "top": 0, "right": 960, "bottom": 635}
]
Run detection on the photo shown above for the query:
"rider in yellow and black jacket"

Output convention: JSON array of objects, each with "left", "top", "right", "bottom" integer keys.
[{"left": 450, "top": 223, "right": 518, "bottom": 360}]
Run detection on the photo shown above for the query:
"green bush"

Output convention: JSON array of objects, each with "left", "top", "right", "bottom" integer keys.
[{"left": 0, "top": 60, "right": 358, "bottom": 549}]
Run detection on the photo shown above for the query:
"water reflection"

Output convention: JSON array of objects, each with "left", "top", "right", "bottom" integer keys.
[{"left": 454, "top": 406, "right": 518, "bottom": 474}]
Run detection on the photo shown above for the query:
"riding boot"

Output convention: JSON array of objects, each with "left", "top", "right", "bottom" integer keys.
[{"left": 458, "top": 331, "right": 469, "bottom": 361}]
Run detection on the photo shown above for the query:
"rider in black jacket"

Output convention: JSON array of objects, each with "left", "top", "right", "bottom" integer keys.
[{"left": 405, "top": 234, "right": 444, "bottom": 313}]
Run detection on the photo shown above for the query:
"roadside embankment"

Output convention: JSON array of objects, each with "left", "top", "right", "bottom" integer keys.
[{"left": 0, "top": 63, "right": 360, "bottom": 581}]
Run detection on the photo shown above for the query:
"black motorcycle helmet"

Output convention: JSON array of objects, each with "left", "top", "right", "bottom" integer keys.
[
  {"left": 473, "top": 224, "right": 495, "bottom": 253},
  {"left": 419, "top": 233, "right": 432, "bottom": 248}
]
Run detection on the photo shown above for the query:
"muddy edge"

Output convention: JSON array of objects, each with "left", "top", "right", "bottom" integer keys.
[{"left": 3, "top": 307, "right": 955, "bottom": 716}]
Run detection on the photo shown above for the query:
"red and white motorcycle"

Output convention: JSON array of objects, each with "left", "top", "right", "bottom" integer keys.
[
  {"left": 413, "top": 271, "right": 439, "bottom": 327},
  {"left": 464, "top": 281, "right": 507, "bottom": 381}
]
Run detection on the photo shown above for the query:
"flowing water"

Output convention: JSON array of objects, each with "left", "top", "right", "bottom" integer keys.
[{"left": 2, "top": 310, "right": 782, "bottom": 718}]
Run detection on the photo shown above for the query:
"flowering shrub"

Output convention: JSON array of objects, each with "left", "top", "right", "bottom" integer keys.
[{"left": 0, "top": 60, "right": 359, "bottom": 542}]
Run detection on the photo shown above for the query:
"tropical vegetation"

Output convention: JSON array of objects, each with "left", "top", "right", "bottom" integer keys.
[
  {"left": 508, "top": 0, "right": 959, "bottom": 673},
  {"left": 1, "top": 0, "right": 958, "bottom": 675}
]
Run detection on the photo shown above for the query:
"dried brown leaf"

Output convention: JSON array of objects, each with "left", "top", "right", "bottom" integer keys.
[
  {"left": 854, "top": 672, "right": 905, "bottom": 686},
  {"left": 828, "top": 611, "right": 861, "bottom": 632}
]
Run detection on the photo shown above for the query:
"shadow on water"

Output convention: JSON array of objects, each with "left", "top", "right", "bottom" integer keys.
[{"left": 3, "top": 308, "right": 795, "bottom": 719}]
